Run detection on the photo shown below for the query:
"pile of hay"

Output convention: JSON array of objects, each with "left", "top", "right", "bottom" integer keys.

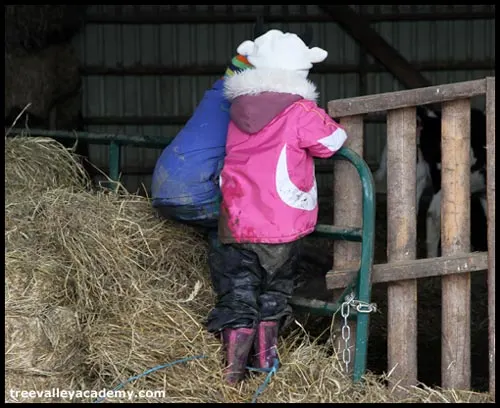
[{"left": 5, "top": 135, "right": 493, "bottom": 403}]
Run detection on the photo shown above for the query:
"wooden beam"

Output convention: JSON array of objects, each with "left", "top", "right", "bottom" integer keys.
[
  {"left": 440, "top": 99, "right": 472, "bottom": 390},
  {"left": 325, "top": 252, "right": 488, "bottom": 289},
  {"left": 318, "top": 5, "right": 433, "bottom": 90},
  {"left": 84, "top": 9, "right": 495, "bottom": 25},
  {"left": 386, "top": 107, "right": 418, "bottom": 388},
  {"left": 80, "top": 60, "right": 496, "bottom": 77},
  {"left": 328, "top": 79, "right": 487, "bottom": 117},
  {"left": 333, "top": 116, "right": 364, "bottom": 271},
  {"left": 486, "top": 76, "right": 495, "bottom": 398}
]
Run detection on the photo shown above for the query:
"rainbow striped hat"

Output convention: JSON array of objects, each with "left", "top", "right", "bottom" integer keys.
[{"left": 224, "top": 55, "right": 253, "bottom": 79}]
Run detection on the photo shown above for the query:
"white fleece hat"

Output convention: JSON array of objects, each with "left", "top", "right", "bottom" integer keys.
[{"left": 236, "top": 29, "right": 328, "bottom": 75}]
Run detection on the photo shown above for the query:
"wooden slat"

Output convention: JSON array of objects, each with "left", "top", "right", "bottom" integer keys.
[
  {"left": 486, "top": 77, "right": 495, "bottom": 398},
  {"left": 441, "top": 99, "right": 471, "bottom": 390},
  {"left": 327, "top": 79, "right": 487, "bottom": 118},
  {"left": 333, "top": 117, "right": 364, "bottom": 272},
  {"left": 325, "top": 252, "right": 488, "bottom": 289},
  {"left": 386, "top": 108, "right": 418, "bottom": 389}
]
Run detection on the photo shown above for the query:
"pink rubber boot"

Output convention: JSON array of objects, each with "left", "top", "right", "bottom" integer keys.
[
  {"left": 252, "top": 321, "right": 279, "bottom": 370},
  {"left": 222, "top": 327, "right": 256, "bottom": 384}
]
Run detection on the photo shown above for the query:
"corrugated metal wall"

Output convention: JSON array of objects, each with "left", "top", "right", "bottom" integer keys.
[{"left": 71, "top": 5, "right": 495, "bottom": 193}]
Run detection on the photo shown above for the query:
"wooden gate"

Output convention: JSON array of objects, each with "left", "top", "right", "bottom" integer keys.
[{"left": 326, "top": 77, "right": 495, "bottom": 397}]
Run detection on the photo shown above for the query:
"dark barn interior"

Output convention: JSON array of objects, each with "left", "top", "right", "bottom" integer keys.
[{"left": 5, "top": 4, "right": 495, "bottom": 398}]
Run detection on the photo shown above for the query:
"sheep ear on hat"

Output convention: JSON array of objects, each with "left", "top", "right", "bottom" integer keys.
[
  {"left": 309, "top": 47, "right": 328, "bottom": 63},
  {"left": 237, "top": 40, "right": 256, "bottom": 57}
]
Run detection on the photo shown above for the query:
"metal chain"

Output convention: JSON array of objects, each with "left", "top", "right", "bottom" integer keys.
[
  {"left": 351, "top": 299, "right": 378, "bottom": 314},
  {"left": 340, "top": 293, "right": 354, "bottom": 373},
  {"left": 340, "top": 292, "right": 378, "bottom": 374}
]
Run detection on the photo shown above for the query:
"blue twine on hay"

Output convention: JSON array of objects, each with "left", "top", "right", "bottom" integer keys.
[
  {"left": 92, "top": 355, "right": 207, "bottom": 403},
  {"left": 92, "top": 354, "right": 279, "bottom": 404},
  {"left": 246, "top": 366, "right": 272, "bottom": 374},
  {"left": 250, "top": 358, "right": 280, "bottom": 404}
]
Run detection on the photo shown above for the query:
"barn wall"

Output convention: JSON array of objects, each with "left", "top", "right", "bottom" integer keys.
[{"left": 71, "top": 5, "right": 495, "bottom": 194}]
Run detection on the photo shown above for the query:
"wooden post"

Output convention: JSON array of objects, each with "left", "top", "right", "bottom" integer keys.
[
  {"left": 386, "top": 107, "right": 418, "bottom": 388},
  {"left": 334, "top": 115, "right": 364, "bottom": 270},
  {"left": 486, "top": 77, "right": 495, "bottom": 398},
  {"left": 332, "top": 115, "right": 364, "bottom": 371},
  {"left": 441, "top": 99, "right": 471, "bottom": 390}
]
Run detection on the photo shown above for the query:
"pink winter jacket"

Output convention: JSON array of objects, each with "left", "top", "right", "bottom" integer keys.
[{"left": 219, "top": 68, "right": 348, "bottom": 244}]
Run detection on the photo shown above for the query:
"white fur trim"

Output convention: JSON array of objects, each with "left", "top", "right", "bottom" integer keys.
[{"left": 224, "top": 68, "right": 319, "bottom": 102}]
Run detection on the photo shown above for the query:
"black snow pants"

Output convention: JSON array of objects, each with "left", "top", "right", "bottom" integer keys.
[{"left": 205, "top": 233, "right": 302, "bottom": 333}]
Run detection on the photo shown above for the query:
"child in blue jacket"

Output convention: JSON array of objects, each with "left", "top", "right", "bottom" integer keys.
[{"left": 151, "top": 55, "right": 253, "bottom": 229}]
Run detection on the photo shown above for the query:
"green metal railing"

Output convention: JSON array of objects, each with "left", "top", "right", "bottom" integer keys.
[{"left": 292, "top": 147, "right": 376, "bottom": 382}]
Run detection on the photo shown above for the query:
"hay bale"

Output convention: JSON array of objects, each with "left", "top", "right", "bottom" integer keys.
[
  {"left": 4, "top": 136, "right": 493, "bottom": 403},
  {"left": 5, "top": 148, "right": 214, "bottom": 400},
  {"left": 5, "top": 5, "right": 86, "bottom": 53},
  {"left": 5, "top": 43, "right": 82, "bottom": 126}
]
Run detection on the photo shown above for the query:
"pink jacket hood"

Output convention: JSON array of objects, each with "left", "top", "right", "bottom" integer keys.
[
  {"left": 220, "top": 68, "right": 347, "bottom": 244},
  {"left": 225, "top": 68, "right": 320, "bottom": 134}
]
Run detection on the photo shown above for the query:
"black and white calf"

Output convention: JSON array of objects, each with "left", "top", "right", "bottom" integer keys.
[{"left": 374, "top": 107, "right": 488, "bottom": 258}]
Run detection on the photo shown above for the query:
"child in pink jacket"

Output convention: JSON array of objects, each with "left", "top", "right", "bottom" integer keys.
[{"left": 205, "top": 29, "right": 348, "bottom": 384}]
